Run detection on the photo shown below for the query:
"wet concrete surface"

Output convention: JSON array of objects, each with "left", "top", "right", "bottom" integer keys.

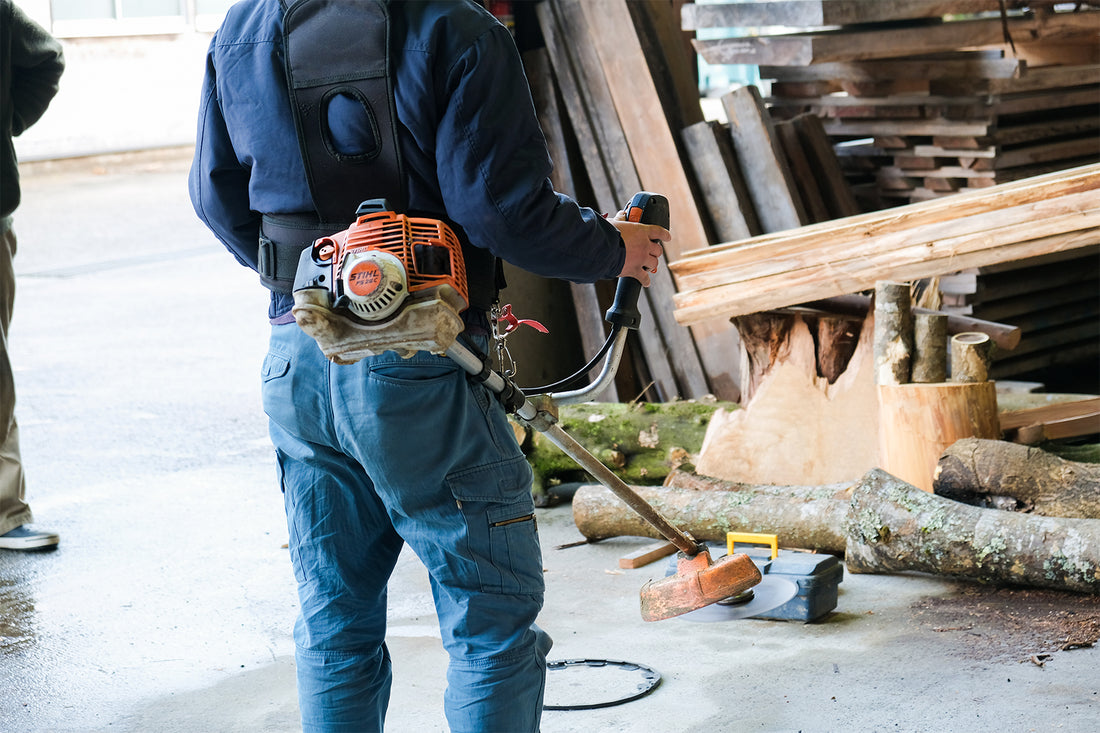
[{"left": 2, "top": 150, "right": 1097, "bottom": 732}]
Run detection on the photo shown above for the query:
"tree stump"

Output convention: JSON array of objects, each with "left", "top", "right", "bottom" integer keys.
[
  {"left": 951, "top": 332, "right": 994, "bottom": 383},
  {"left": 699, "top": 311, "right": 877, "bottom": 485},
  {"left": 877, "top": 381, "right": 1001, "bottom": 491}
]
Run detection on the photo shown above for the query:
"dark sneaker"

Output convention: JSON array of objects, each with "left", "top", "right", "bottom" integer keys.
[{"left": 0, "top": 525, "right": 60, "bottom": 550}]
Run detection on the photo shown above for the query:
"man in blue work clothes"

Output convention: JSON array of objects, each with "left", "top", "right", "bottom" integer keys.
[{"left": 189, "top": 2, "right": 668, "bottom": 731}]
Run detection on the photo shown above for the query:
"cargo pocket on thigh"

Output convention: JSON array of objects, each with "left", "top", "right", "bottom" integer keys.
[{"left": 447, "top": 455, "right": 543, "bottom": 596}]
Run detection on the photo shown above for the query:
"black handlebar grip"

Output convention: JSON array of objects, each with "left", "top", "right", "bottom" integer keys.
[{"left": 605, "top": 191, "right": 669, "bottom": 330}]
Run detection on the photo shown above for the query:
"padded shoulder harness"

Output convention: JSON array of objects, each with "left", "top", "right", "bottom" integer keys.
[{"left": 283, "top": 0, "right": 406, "bottom": 220}]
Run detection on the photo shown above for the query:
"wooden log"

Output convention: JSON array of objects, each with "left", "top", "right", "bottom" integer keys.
[
  {"left": 951, "top": 332, "right": 993, "bottom": 383},
  {"left": 517, "top": 400, "right": 734, "bottom": 502},
  {"left": 877, "top": 382, "right": 1001, "bottom": 492},
  {"left": 572, "top": 476, "right": 853, "bottom": 553},
  {"left": 873, "top": 281, "right": 913, "bottom": 386},
  {"left": 911, "top": 313, "right": 948, "bottom": 383},
  {"left": 846, "top": 468, "right": 1100, "bottom": 594},
  {"left": 934, "top": 438, "right": 1100, "bottom": 518}
]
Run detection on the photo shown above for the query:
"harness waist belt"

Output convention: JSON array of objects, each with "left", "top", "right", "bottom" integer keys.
[{"left": 258, "top": 213, "right": 348, "bottom": 293}]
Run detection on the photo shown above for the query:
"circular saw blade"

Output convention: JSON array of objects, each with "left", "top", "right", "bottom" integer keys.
[{"left": 677, "top": 576, "right": 799, "bottom": 623}]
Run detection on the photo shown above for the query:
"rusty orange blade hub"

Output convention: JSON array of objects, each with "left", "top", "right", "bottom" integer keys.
[{"left": 639, "top": 550, "right": 762, "bottom": 622}]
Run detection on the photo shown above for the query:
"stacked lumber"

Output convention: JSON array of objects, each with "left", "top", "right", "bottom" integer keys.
[
  {"left": 684, "top": 1, "right": 1100, "bottom": 207},
  {"left": 669, "top": 163, "right": 1100, "bottom": 326},
  {"left": 937, "top": 249, "right": 1100, "bottom": 381},
  {"left": 531, "top": 0, "right": 738, "bottom": 402}
]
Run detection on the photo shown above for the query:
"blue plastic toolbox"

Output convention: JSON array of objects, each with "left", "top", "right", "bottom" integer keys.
[{"left": 745, "top": 549, "right": 843, "bottom": 622}]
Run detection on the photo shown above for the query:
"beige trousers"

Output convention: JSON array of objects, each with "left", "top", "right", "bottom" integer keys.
[{"left": 1, "top": 218, "right": 33, "bottom": 534}]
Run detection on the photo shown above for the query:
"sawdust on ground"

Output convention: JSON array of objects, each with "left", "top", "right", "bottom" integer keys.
[{"left": 910, "top": 584, "right": 1100, "bottom": 666}]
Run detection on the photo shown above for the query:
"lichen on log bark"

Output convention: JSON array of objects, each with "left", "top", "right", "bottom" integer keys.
[{"left": 846, "top": 468, "right": 1100, "bottom": 594}]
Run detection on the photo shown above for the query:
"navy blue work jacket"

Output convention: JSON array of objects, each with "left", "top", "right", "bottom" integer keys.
[{"left": 189, "top": 0, "right": 626, "bottom": 320}]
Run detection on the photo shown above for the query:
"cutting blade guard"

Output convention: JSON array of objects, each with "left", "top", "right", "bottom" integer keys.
[{"left": 640, "top": 549, "right": 762, "bottom": 622}]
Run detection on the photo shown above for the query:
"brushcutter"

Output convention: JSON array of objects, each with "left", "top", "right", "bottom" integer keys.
[{"left": 291, "top": 192, "right": 762, "bottom": 621}]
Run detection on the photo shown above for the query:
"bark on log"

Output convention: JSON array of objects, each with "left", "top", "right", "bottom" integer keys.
[
  {"left": 846, "top": 468, "right": 1100, "bottom": 593},
  {"left": 951, "top": 332, "right": 993, "bottom": 383},
  {"left": 911, "top": 312, "right": 947, "bottom": 384},
  {"left": 515, "top": 401, "right": 733, "bottom": 503},
  {"left": 571, "top": 472, "right": 852, "bottom": 553},
  {"left": 873, "top": 281, "right": 913, "bottom": 385},
  {"left": 934, "top": 438, "right": 1100, "bottom": 518}
]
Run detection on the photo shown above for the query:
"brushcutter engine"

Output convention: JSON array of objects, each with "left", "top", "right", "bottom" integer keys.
[{"left": 291, "top": 199, "right": 470, "bottom": 364}]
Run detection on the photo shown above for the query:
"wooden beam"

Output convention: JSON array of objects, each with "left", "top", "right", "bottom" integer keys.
[
  {"left": 618, "top": 540, "right": 678, "bottom": 569},
  {"left": 759, "top": 56, "right": 1023, "bottom": 83},
  {"left": 792, "top": 113, "right": 861, "bottom": 219},
  {"left": 692, "top": 10, "right": 1100, "bottom": 66},
  {"left": 680, "top": 120, "right": 759, "bottom": 242},
  {"left": 721, "top": 85, "right": 808, "bottom": 232},
  {"left": 669, "top": 164, "right": 1100, "bottom": 325},
  {"left": 681, "top": 0, "right": 1060, "bottom": 30},
  {"left": 580, "top": 0, "right": 742, "bottom": 400}
]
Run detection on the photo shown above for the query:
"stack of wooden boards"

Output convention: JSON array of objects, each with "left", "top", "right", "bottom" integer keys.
[
  {"left": 684, "top": 0, "right": 1100, "bottom": 207},
  {"left": 669, "top": 164, "right": 1100, "bottom": 327},
  {"left": 530, "top": 0, "right": 741, "bottom": 402},
  {"left": 528, "top": 0, "right": 875, "bottom": 401},
  {"left": 675, "top": 0, "right": 1099, "bottom": 385},
  {"left": 524, "top": 1, "right": 1096, "bottom": 398}
]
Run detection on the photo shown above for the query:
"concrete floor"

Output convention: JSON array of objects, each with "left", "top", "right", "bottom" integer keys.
[{"left": 2, "top": 151, "right": 1097, "bottom": 733}]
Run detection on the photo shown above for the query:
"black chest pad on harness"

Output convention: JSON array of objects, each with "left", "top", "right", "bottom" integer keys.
[
  {"left": 283, "top": 0, "right": 406, "bottom": 221},
  {"left": 268, "top": 0, "right": 500, "bottom": 310}
]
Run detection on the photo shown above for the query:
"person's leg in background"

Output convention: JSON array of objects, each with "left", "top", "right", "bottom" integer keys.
[{"left": 0, "top": 218, "right": 58, "bottom": 551}]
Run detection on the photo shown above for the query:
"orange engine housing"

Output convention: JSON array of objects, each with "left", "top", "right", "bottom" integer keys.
[{"left": 312, "top": 210, "right": 469, "bottom": 314}]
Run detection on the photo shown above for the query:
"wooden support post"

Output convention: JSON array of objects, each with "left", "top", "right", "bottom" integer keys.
[
  {"left": 877, "top": 382, "right": 1001, "bottom": 491},
  {"left": 873, "top": 281, "right": 913, "bottom": 385},
  {"left": 951, "top": 332, "right": 993, "bottom": 382},
  {"left": 911, "top": 312, "right": 947, "bottom": 383}
]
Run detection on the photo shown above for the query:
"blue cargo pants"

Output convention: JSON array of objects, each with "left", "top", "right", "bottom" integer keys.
[{"left": 262, "top": 323, "right": 551, "bottom": 732}]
